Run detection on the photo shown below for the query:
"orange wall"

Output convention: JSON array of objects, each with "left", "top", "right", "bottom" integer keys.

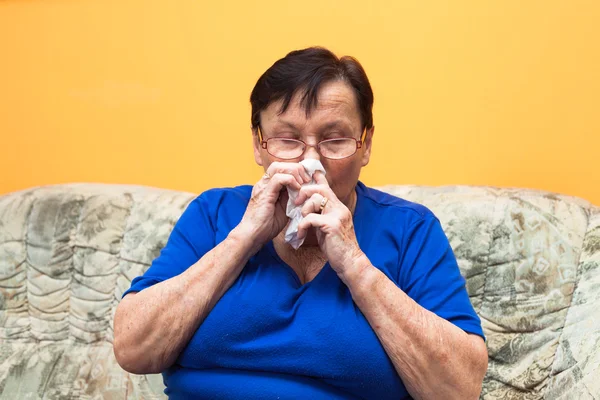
[{"left": 1, "top": 1, "right": 598, "bottom": 205}]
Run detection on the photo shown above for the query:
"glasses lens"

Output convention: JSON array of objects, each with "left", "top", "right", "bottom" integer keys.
[
  {"left": 319, "top": 138, "right": 357, "bottom": 159},
  {"left": 267, "top": 138, "right": 305, "bottom": 159}
]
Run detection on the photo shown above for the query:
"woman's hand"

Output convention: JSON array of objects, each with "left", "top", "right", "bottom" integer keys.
[
  {"left": 238, "top": 162, "right": 311, "bottom": 249},
  {"left": 294, "top": 171, "right": 367, "bottom": 277}
]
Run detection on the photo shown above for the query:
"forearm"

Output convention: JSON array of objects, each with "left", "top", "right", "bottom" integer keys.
[
  {"left": 341, "top": 256, "right": 487, "bottom": 400},
  {"left": 114, "top": 225, "right": 258, "bottom": 374}
]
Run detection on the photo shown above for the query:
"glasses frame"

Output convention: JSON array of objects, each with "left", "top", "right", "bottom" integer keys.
[{"left": 257, "top": 125, "right": 367, "bottom": 160}]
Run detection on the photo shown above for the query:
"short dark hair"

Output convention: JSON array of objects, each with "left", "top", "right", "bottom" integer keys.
[{"left": 250, "top": 47, "right": 374, "bottom": 132}]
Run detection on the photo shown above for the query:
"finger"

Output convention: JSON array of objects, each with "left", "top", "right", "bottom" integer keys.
[
  {"left": 291, "top": 163, "right": 312, "bottom": 183},
  {"left": 312, "top": 170, "right": 328, "bottom": 186},
  {"left": 288, "top": 168, "right": 305, "bottom": 186},
  {"left": 267, "top": 173, "right": 302, "bottom": 193},
  {"left": 294, "top": 184, "right": 336, "bottom": 206},
  {"left": 266, "top": 165, "right": 302, "bottom": 186},
  {"left": 300, "top": 193, "right": 325, "bottom": 217},
  {"left": 275, "top": 189, "right": 289, "bottom": 213},
  {"left": 267, "top": 162, "right": 306, "bottom": 185},
  {"left": 296, "top": 213, "right": 329, "bottom": 240},
  {"left": 300, "top": 167, "right": 311, "bottom": 183}
]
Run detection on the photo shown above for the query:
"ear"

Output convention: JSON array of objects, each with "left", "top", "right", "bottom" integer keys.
[
  {"left": 252, "top": 128, "right": 264, "bottom": 166},
  {"left": 361, "top": 126, "right": 375, "bottom": 167}
]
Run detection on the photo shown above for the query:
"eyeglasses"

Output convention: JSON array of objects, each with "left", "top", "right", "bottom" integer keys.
[{"left": 257, "top": 126, "right": 367, "bottom": 160}]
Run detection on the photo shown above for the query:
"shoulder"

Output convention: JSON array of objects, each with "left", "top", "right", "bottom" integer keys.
[
  {"left": 356, "top": 182, "right": 437, "bottom": 227},
  {"left": 193, "top": 185, "right": 253, "bottom": 207},
  {"left": 178, "top": 185, "right": 253, "bottom": 230}
]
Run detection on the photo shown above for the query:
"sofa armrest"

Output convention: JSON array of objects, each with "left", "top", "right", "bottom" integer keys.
[{"left": 545, "top": 206, "right": 600, "bottom": 399}]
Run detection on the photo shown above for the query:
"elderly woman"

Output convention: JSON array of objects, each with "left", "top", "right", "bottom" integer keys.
[{"left": 114, "top": 47, "right": 488, "bottom": 399}]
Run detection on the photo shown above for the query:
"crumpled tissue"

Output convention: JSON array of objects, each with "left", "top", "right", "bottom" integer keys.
[{"left": 284, "top": 159, "right": 326, "bottom": 249}]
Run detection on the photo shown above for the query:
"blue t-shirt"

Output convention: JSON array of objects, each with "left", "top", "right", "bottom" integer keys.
[{"left": 123, "top": 181, "right": 484, "bottom": 399}]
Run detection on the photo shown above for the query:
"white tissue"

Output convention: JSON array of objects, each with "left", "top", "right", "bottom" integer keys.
[{"left": 284, "top": 159, "right": 326, "bottom": 249}]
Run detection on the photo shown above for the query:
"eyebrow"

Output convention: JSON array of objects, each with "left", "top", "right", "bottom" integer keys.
[
  {"left": 272, "top": 121, "right": 300, "bottom": 131},
  {"left": 272, "top": 120, "right": 352, "bottom": 133},
  {"left": 318, "top": 121, "right": 351, "bottom": 132}
]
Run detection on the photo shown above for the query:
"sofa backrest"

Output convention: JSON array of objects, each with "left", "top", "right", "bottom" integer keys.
[
  {"left": 1, "top": 184, "right": 599, "bottom": 399},
  {"left": 0, "top": 184, "right": 195, "bottom": 345}
]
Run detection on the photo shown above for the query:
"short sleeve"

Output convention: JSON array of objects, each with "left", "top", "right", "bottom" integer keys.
[
  {"left": 122, "top": 194, "right": 216, "bottom": 298},
  {"left": 398, "top": 215, "right": 485, "bottom": 340}
]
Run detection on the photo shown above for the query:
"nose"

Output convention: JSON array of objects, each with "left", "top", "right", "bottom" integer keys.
[{"left": 301, "top": 143, "right": 321, "bottom": 161}]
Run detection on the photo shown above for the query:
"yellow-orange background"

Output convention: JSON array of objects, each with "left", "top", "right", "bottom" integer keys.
[{"left": 1, "top": 1, "right": 598, "bottom": 205}]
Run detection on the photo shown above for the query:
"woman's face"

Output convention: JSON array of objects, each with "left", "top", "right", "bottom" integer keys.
[{"left": 253, "top": 80, "right": 374, "bottom": 207}]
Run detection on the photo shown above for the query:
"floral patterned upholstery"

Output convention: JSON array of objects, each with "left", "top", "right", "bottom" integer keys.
[{"left": 1, "top": 183, "right": 598, "bottom": 399}]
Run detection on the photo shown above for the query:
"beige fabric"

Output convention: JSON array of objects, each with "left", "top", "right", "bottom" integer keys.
[{"left": 0, "top": 183, "right": 598, "bottom": 399}]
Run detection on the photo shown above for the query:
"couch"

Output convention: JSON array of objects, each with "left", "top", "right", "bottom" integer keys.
[{"left": 0, "top": 183, "right": 598, "bottom": 399}]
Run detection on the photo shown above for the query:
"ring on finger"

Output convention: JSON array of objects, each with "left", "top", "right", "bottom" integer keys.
[
  {"left": 262, "top": 172, "right": 270, "bottom": 180},
  {"left": 319, "top": 196, "right": 328, "bottom": 213}
]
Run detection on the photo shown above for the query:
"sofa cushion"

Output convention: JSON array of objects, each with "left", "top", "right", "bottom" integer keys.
[{"left": 0, "top": 341, "right": 164, "bottom": 399}]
